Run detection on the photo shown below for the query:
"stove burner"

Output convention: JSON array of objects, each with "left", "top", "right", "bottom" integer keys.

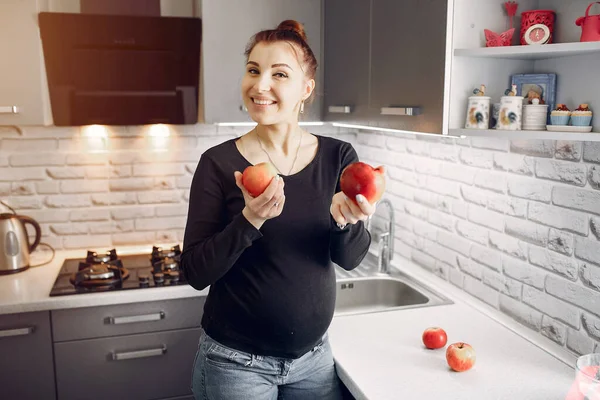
[
  {"left": 83, "top": 264, "right": 115, "bottom": 280},
  {"left": 151, "top": 245, "right": 181, "bottom": 264},
  {"left": 71, "top": 258, "right": 129, "bottom": 288},
  {"left": 86, "top": 249, "right": 118, "bottom": 265}
]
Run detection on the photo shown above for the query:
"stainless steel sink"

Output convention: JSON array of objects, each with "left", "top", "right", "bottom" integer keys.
[{"left": 334, "top": 261, "right": 453, "bottom": 316}]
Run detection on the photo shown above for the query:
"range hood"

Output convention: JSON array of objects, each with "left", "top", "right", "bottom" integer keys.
[{"left": 38, "top": 12, "right": 202, "bottom": 126}]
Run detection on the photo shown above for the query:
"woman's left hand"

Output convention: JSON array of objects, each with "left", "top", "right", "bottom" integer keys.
[{"left": 330, "top": 192, "right": 377, "bottom": 227}]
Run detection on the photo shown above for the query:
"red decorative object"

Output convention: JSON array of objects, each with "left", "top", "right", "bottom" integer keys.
[
  {"left": 520, "top": 10, "right": 556, "bottom": 45},
  {"left": 485, "top": 28, "right": 515, "bottom": 47},
  {"left": 505, "top": 1, "right": 519, "bottom": 28},
  {"left": 576, "top": 2, "right": 600, "bottom": 42},
  {"left": 483, "top": 1, "right": 518, "bottom": 47}
]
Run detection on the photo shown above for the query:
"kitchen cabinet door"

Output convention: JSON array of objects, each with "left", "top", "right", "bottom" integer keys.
[
  {"left": 369, "top": 0, "right": 447, "bottom": 134},
  {"left": 55, "top": 328, "right": 202, "bottom": 400},
  {"left": 0, "top": 311, "right": 56, "bottom": 400},
  {"left": 201, "top": 0, "right": 322, "bottom": 123},
  {"left": 0, "top": 0, "right": 52, "bottom": 126},
  {"left": 323, "top": 0, "right": 371, "bottom": 123}
]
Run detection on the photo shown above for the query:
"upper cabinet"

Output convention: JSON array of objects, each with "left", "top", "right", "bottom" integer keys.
[
  {"left": 324, "top": 0, "right": 450, "bottom": 134},
  {"left": 0, "top": 0, "right": 52, "bottom": 126},
  {"left": 323, "top": 0, "right": 371, "bottom": 123},
  {"left": 201, "top": 0, "right": 322, "bottom": 123}
]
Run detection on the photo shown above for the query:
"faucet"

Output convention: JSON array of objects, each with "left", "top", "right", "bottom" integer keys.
[{"left": 366, "top": 198, "right": 395, "bottom": 274}]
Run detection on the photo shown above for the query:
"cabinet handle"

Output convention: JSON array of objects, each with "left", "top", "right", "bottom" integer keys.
[
  {"left": 111, "top": 345, "right": 167, "bottom": 361},
  {"left": 328, "top": 105, "right": 352, "bottom": 114},
  {"left": 0, "top": 326, "right": 34, "bottom": 338},
  {"left": 380, "top": 107, "right": 421, "bottom": 116},
  {"left": 107, "top": 311, "right": 165, "bottom": 325},
  {"left": 0, "top": 106, "right": 20, "bottom": 114}
]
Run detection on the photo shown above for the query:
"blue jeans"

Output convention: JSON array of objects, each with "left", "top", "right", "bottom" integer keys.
[{"left": 191, "top": 329, "right": 344, "bottom": 400}]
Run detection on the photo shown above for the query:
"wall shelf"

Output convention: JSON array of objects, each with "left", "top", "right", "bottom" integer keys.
[
  {"left": 451, "top": 128, "right": 600, "bottom": 142},
  {"left": 454, "top": 42, "right": 600, "bottom": 60}
]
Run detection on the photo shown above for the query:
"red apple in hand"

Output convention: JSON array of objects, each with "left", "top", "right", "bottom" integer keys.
[
  {"left": 340, "top": 162, "right": 386, "bottom": 204},
  {"left": 422, "top": 327, "right": 447, "bottom": 349},
  {"left": 446, "top": 342, "right": 476, "bottom": 372},
  {"left": 241, "top": 162, "right": 278, "bottom": 197}
]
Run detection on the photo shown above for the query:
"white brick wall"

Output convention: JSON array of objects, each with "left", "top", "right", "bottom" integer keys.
[
  {"left": 355, "top": 132, "right": 600, "bottom": 357},
  {"left": 1, "top": 123, "right": 241, "bottom": 250}
]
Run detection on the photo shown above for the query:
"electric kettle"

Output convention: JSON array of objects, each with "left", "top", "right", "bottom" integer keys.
[{"left": 0, "top": 212, "right": 42, "bottom": 274}]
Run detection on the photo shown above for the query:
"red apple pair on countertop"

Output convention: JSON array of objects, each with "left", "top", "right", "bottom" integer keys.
[{"left": 422, "top": 327, "right": 476, "bottom": 372}]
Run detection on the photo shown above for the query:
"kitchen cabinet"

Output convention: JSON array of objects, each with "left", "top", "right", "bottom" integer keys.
[
  {"left": 323, "top": 0, "right": 371, "bottom": 123},
  {"left": 201, "top": 0, "right": 322, "bottom": 123},
  {"left": 54, "top": 328, "right": 202, "bottom": 400},
  {"left": 0, "top": 0, "right": 52, "bottom": 126},
  {"left": 0, "top": 311, "right": 56, "bottom": 400},
  {"left": 323, "top": 0, "right": 449, "bottom": 134},
  {"left": 52, "top": 297, "right": 205, "bottom": 400}
]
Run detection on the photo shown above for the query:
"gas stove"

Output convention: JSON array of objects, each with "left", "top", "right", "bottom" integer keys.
[{"left": 49, "top": 245, "right": 187, "bottom": 296}]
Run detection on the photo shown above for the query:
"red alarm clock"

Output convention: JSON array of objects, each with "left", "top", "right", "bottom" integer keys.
[{"left": 520, "top": 10, "right": 556, "bottom": 45}]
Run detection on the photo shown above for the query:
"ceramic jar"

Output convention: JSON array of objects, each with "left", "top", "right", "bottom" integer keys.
[
  {"left": 522, "top": 104, "right": 549, "bottom": 130},
  {"left": 497, "top": 96, "right": 524, "bottom": 130},
  {"left": 465, "top": 96, "right": 491, "bottom": 129}
]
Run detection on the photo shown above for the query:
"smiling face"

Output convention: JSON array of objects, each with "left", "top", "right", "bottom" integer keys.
[{"left": 242, "top": 41, "right": 315, "bottom": 125}]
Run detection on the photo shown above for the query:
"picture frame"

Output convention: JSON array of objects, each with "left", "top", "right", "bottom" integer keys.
[{"left": 510, "top": 73, "right": 557, "bottom": 123}]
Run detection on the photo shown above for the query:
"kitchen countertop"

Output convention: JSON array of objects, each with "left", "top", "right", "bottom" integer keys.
[
  {"left": 0, "top": 246, "right": 579, "bottom": 399},
  {"left": 330, "top": 261, "right": 578, "bottom": 400}
]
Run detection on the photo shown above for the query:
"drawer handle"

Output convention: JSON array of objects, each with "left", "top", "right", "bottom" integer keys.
[
  {"left": 111, "top": 345, "right": 167, "bottom": 361},
  {"left": 0, "top": 326, "right": 34, "bottom": 338},
  {"left": 328, "top": 105, "right": 352, "bottom": 114},
  {"left": 107, "top": 311, "right": 165, "bottom": 325},
  {"left": 380, "top": 107, "right": 421, "bottom": 116},
  {"left": 0, "top": 106, "right": 20, "bottom": 114}
]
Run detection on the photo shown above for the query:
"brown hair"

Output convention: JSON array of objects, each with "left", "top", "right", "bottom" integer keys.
[{"left": 244, "top": 20, "right": 318, "bottom": 80}]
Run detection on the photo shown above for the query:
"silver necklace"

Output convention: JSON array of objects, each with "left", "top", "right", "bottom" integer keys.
[{"left": 255, "top": 128, "right": 303, "bottom": 176}]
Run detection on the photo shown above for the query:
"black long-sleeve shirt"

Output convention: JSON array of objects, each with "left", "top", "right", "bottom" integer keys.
[{"left": 181, "top": 135, "right": 371, "bottom": 358}]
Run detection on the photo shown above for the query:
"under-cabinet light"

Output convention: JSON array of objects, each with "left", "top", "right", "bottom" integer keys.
[
  {"left": 82, "top": 125, "right": 108, "bottom": 153},
  {"left": 216, "top": 121, "right": 325, "bottom": 127},
  {"left": 148, "top": 124, "right": 171, "bottom": 151},
  {"left": 331, "top": 123, "right": 466, "bottom": 139}
]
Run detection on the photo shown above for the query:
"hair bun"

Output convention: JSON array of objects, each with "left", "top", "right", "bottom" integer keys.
[{"left": 276, "top": 20, "right": 307, "bottom": 41}]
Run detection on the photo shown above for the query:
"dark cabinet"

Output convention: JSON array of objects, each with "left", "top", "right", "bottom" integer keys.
[
  {"left": 54, "top": 328, "right": 202, "bottom": 400},
  {"left": 324, "top": 0, "right": 448, "bottom": 134},
  {"left": 323, "top": 0, "right": 371, "bottom": 123},
  {"left": 52, "top": 296, "right": 206, "bottom": 400},
  {"left": 0, "top": 311, "right": 56, "bottom": 400}
]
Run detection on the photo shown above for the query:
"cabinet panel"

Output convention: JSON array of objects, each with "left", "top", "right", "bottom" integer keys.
[
  {"left": 0, "top": 0, "right": 52, "bottom": 126},
  {"left": 201, "top": 0, "right": 322, "bottom": 123},
  {"left": 55, "top": 328, "right": 202, "bottom": 400},
  {"left": 369, "top": 0, "right": 447, "bottom": 134},
  {"left": 323, "top": 0, "right": 371, "bottom": 122},
  {"left": 52, "top": 296, "right": 205, "bottom": 342},
  {"left": 0, "top": 311, "right": 56, "bottom": 400}
]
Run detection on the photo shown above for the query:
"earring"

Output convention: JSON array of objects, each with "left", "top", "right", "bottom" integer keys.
[{"left": 300, "top": 100, "right": 305, "bottom": 114}]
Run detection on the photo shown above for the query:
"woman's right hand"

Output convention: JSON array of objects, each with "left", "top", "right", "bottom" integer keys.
[{"left": 234, "top": 172, "right": 285, "bottom": 229}]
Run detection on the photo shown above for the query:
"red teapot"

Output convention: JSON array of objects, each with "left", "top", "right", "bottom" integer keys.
[{"left": 576, "top": 2, "right": 600, "bottom": 42}]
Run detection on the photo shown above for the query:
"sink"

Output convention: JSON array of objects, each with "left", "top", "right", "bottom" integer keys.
[{"left": 334, "top": 269, "right": 453, "bottom": 316}]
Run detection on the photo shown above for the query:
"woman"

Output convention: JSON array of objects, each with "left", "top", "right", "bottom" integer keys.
[{"left": 182, "top": 20, "right": 375, "bottom": 400}]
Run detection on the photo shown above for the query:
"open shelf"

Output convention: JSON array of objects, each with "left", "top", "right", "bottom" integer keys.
[
  {"left": 450, "top": 128, "right": 600, "bottom": 142},
  {"left": 454, "top": 41, "right": 600, "bottom": 60}
]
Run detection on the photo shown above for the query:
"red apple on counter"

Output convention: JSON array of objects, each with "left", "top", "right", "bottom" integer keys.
[
  {"left": 340, "top": 162, "right": 386, "bottom": 204},
  {"left": 241, "top": 162, "right": 278, "bottom": 197},
  {"left": 422, "top": 327, "right": 447, "bottom": 349},
  {"left": 446, "top": 342, "right": 476, "bottom": 372}
]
